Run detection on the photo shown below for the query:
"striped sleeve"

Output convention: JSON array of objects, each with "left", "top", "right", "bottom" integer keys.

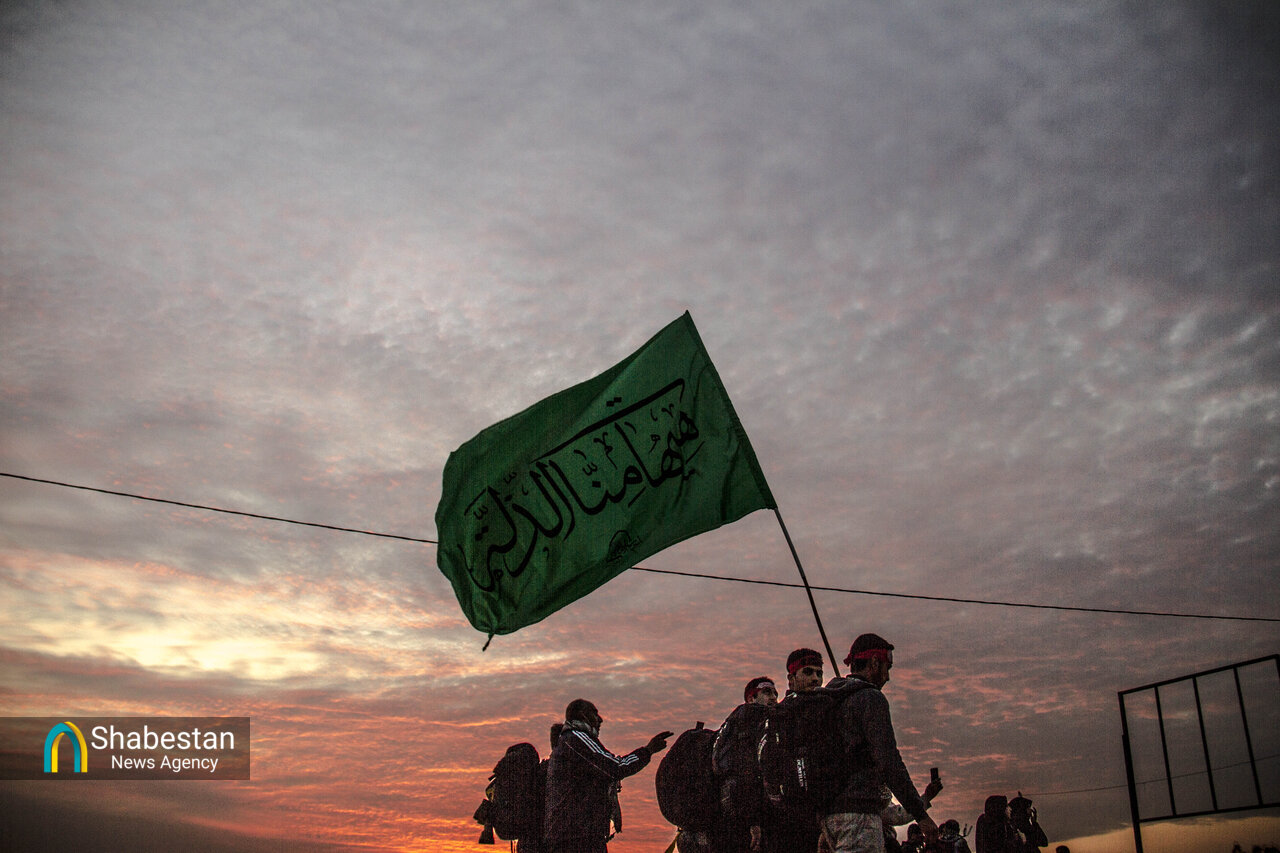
[{"left": 565, "top": 729, "right": 652, "bottom": 781}]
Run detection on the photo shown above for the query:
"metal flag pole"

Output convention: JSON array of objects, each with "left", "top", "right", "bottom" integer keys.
[{"left": 774, "top": 508, "right": 840, "bottom": 678}]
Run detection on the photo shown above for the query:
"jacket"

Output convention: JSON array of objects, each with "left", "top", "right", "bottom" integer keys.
[
  {"left": 825, "top": 675, "right": 929, "bottom": 822},
  {"left": 544, "top": 720, "right": 653, "bottom": 845}
]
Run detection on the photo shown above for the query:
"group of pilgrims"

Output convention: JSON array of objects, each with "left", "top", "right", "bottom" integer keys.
[{"left": 475, "top": 632, "right": 1057, "bottom": 853}]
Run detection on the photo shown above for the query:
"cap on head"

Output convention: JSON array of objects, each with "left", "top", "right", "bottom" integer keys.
[
  {"left": 744, "top": 676, "right": 776, "bottom": 702},
  {"left": 843, "top": 632, "right": 894, "bottom": 666},
  {"left": 786, "top": 648, "right": 823, "bottom": 675}
]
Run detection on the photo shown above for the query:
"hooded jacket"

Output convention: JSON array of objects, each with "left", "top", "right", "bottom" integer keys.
[
  {"left": 975, "top": 795, "right": 1011, "bottom": 853},
  {"left": 824, "top": 675, "right": 929, "bottom": 822}
]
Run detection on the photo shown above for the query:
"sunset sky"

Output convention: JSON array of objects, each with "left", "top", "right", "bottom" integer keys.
[{"left": 2, "top": 1, "right": 1278, "bottom": 851}]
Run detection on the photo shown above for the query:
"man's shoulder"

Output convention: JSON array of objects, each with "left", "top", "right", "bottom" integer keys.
[
  {"left": 826, "top": 677, "right": 888, "bottom": 713},
  {"left": 826, "top": 675, "right": 882, "bottom": 698},
  {"left": 558, "top": 726, "right": 604, "bottom": 755}
]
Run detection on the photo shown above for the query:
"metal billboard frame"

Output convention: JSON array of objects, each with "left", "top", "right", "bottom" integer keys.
[{"left": 1118, "top": 654, "right": 1279, "bottom": 853}]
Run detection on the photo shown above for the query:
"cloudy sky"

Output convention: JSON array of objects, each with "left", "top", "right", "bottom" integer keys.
[{"left": 2, "top": 1, "right": 1278, "bottom": 851}]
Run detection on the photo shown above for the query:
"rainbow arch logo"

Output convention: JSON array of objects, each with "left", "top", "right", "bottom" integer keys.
[{"left": 44, "top": 721, "right": 88, "bottom": 773}]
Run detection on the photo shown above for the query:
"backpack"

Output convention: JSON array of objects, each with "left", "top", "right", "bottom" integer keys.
[
  {"left": 655, "top": 721, "right": 721, "bottom": 831},
  {"left": 712, "top": 702, "right": 769, "bottom": 820},
  {"left": 712, "top": 702, "right": 768, "bottom": 779},
  {"left": 757, "top": 688, "right": 847, "bottom": 813},
  {"left": 473, "top": 742, "right": 543, "bottom": 842}
]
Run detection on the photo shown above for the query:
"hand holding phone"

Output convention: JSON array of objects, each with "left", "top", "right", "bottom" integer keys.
[{"left": 925, "top": 766, "right": 944, "bottom": 800}]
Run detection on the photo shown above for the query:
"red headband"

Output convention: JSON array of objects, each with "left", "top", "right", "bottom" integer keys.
[
  {"left": 787, "top": 655, "right": 822, "bottom": 675},
  {"left": 845, "top": 647, "right": 891, "bottom": 665},
  {"left": 745, "top": 680, "right": 776, "bottom": 702}
]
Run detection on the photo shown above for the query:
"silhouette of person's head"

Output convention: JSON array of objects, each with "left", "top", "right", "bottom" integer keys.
[{"left": 564, "top": 698, "right": 602, "bottom": 732}]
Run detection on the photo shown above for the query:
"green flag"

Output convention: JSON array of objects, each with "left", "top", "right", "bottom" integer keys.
[{"left": 435, "top": 312, "right": 776, "bottom": 639}]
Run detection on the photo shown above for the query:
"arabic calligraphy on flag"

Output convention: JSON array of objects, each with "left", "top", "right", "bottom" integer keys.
[{"left": 434, "top": 312, "right": 776, "bottom": 638}]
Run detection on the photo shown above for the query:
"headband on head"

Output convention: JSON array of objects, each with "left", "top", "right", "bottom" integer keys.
[
  {"left": 844, "top": 647, "right": 891, "bottom": 666},
  {"left": 787, "top": 654, "right": 823, "bottom": 675},
  {"left": 744, "top": 678, "right": 777, "bottom": 702}
]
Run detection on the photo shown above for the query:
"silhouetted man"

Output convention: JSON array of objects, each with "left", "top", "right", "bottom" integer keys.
[
  {"left": 823, "top": 633, "right": 937, "bottom": 853},
  {"left": 713, "top": 676, "right": 779, "bottom": 852},
  {"left": 544, "top": 698, "right": 671, "bottom": 853},
  {"left": 768, "top": 648, "right": 826, "bottom": 853}
]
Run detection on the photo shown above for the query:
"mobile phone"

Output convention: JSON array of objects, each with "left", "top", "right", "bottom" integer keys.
[{"left": 930, "top": 767, "right": 940, "bottom": 784}]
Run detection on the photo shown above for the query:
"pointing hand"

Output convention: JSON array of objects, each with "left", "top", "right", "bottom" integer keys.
[{"left": 646, "top": 731, "right": 675, "bottom": 753}]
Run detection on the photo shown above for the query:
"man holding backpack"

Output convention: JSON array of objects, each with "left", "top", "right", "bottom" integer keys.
[
  {"left": 544, "top": 698, "right": 672, "bottom": 853},
  {"left": 822, "top": 633, "right": 938, "bottom": 853}
]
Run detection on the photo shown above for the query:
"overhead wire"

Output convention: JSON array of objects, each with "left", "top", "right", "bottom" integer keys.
[
  {"left": 628, "top": 567, "right": 1279, "bottom": 623},
  {"left": 0, "top": 472, "right": 433, "bottom": 543},
  {"left": 3, "top": 471, "right": 1278, "bottom": 624},
  {"left": 1026, "top": 753, "right": 1280, "bottom": 798}
]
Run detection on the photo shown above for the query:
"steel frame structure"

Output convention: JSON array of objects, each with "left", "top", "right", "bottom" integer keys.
[{"left": 1118, "top": 654, "right": 1279, "bottom": 853}]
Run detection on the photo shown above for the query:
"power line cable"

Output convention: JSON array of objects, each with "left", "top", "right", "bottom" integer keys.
[
  {"left": 628, "top": 567, "right": 1280, "bottom": 623},
  {"left": 4, "top": 471, "right": 1278, "bottom": 624},
  {"left": 0, "top": 472, "right": 433, "bottom": 544}
]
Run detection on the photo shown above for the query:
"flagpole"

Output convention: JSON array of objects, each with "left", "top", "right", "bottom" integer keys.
[{"left": 773, "top": 508, "right": 841, "bottom": 678}]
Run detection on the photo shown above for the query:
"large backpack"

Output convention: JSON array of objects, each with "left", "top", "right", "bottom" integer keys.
[
  {"left": 474, "top": 742, "right": 543, "bottom": 842},
  {"left": 757, "top": 688, "right": 847, "bottom": 813},
  {"left": 655, "top": 721, "right": 721, "bottom": 831},
  {"left": 712, "top": 701, "right": 768, "bottom": 821}
]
